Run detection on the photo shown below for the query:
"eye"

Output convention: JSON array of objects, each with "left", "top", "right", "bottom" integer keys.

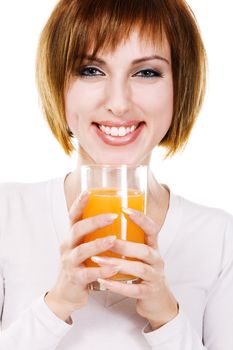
[
  {"left": 133, "top": 69, "right": 163, "bottom": 79},
  {"left": 78, "top": 66, "right": 104, "bottom": 78}
]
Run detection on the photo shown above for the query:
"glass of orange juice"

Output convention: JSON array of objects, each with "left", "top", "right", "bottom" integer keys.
[{"left": 81, "top": 164, "right": 148, "bottom": 291}]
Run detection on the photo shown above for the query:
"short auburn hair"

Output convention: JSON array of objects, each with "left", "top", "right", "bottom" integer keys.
[{"left": 36, "top": 0, "right": 206, "bottom": 157}]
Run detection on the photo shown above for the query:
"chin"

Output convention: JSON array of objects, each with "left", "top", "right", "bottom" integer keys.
[
  {"left": 78, "top": 142, "right": 151, "bottom": 165},
  {"left": 92, "top": 152, "right": 148, "bottom": 166}
]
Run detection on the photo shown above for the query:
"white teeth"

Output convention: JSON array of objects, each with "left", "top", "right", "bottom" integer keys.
[
  {"left": 98, "top": 124, "right": 139, "bottom": 137},
  {"left": 110, "top": 127, "right": 119, "bottom": 136},
  {"left": 119, "top": 127, "right": 126, "bottom": 137},
  {"left": 131, "top": 125, "right": 136, "bottom": 132},
  {"left": 105, "top": 126, "right": 111, "bottom": 135}
]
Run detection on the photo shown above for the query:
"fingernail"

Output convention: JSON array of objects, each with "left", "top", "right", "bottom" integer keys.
[
  {"left": 91, "top": 256, "right": 109, "bottom": 264},
  {"left": 78, "top": 190, "right": 89, "bottom": 201},
  {"left": 102, "top": 235, "right": 117, "bottom": 246},
  {"left": 103, "top": 213, "right": 118, "bottom": 223},
  {"left": 110, "top": 265, "right": 121, "bottom": 273},
  {"left": 122, "top": 207, "right": 139, "bottom": 216},
  {"left": 97, "top": 278, "right": 110, "bottom": 285}
]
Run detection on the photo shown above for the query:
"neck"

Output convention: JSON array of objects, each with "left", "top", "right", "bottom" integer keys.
[
  {"left": 64, "top": 146, "right": 94, "bottom": 209},
  {"left": 146, "top": 169, "right": 170, "bottom": 225},
  {"left": 64, "top": 148, "right": 170, "bottom": 228}
]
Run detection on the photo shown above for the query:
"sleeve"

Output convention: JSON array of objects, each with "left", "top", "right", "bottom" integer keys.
[
  {"left": 142, "top": 214, "right": 233, "bottom": 350},
  {"left": 0, "top": 184, "right": 72, "bottom": 350},
  {"left": 202, "top": 218, "right": 233, "bottom": 349},
  {"left": 0, "top": 261, "right": 5, "bottom": 327},
  {"left": 142, "top": 306, "right": 207, "bottom": 349},
  {"left": 0, "top": 294, "right": 72, "bottom": 350}
]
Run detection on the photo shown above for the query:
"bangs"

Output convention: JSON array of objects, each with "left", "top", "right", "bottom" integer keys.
[{"left": 65, "top": 0, "right": 165, "bottom": 77}]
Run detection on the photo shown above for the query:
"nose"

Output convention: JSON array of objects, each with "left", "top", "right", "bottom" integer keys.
[{"left": 104, "top": 78, "right": 131, "bottom": 117}]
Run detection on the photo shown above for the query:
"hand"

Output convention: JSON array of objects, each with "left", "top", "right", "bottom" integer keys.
[
  {"left": 92, "top": 208, "right": 178, "bottom": 330},
  {"left": 45, "top": 191, "right": 121, "bottom": 322}
]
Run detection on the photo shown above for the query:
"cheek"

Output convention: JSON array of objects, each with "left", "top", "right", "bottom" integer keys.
[
  {"left": 65, "top": 83, "right": 103, "bottom": 129},
  {"left": 135, "top": 83, "right": 173, "bottom": 120},
  {"left": 65, "top": 86, "right": 78, "bottom": 127}
]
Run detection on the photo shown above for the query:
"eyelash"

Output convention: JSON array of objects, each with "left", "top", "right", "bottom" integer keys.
[{"left": 77, "top": 66, "right": 164, "bottom": 79}]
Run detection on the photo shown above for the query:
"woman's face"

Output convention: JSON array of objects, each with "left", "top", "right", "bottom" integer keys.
[{"left": 65, "top": 31, "right": 173, "bottom": 165}]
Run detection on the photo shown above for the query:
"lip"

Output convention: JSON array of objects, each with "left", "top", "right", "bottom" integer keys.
[
  {"left": 95, "top": 120, "right": 141, "bottom": 128},
  {"left": 93, "top": 122, "right": 145, "bottom": 146}
]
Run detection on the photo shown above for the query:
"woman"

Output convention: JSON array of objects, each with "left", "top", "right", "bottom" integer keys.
[{"left": 0, "top": 0, "right": 232, "bottom": 349}]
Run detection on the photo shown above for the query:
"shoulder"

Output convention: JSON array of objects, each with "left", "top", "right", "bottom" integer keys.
[
  {"left": 0, "top": 177, "right": 64, "bottom": 197},
  {"left": 0, "top": 178, "right": 63, "bottom": 227},
  {"left": 176, "top": 194, "right": 233, "bottom": 230},
  {"left": 174, "top": 193, "right": 233, "bottom": 265},
  {"left": 0, "top": 179, "right": 53, "bottom": 205}
]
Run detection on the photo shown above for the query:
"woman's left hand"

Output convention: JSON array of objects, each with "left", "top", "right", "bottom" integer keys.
[{"left": 92, "top": 208, "right": 178, "bottom": 330}]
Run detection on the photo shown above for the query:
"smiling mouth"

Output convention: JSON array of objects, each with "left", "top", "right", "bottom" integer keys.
[
  {"left": 92, "top": 121, "right": 145, "bottom": 147},
  {"left": 93, "top": 121, "right": 144, "bottom": 137}
]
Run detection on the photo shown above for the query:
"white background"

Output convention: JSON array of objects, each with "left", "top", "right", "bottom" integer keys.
[{"left": 0, "top": 1, "right": 232, "bottom": 213}]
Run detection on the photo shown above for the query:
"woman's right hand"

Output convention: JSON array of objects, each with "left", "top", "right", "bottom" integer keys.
[{"left": 45, "top": 191, "right": 119, "bottom": 323}]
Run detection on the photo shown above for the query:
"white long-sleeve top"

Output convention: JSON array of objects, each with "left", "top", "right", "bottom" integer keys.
[{"left": 0, "top": 177, "right": 233, "bottom": 350}]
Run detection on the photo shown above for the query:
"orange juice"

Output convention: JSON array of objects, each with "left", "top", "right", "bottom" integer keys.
[{"left": 82, "top": 187, "right": 145, "bottom": 281}]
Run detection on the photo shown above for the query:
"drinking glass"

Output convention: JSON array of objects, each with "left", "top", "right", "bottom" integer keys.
[{"left": 81, "top": 164, "right": 148, "bottom": 291}]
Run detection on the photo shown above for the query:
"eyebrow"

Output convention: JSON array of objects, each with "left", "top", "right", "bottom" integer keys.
[{"left": 83, "top": 54, "right": 170, "bottom": 65}]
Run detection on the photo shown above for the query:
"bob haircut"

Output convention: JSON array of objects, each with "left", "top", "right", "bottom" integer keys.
[{"left": 36, "top": 0, "right": 206, "bottom": 157}]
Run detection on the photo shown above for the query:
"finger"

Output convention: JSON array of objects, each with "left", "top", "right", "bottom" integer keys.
[
  {"left": 122, "top": 208, "right": 160, "bottom": 248},
  {"left": 70, "top": 235, "right": 117, "bottom": 265},
  {"left": 69, "top": 213, "right": 118, "bottom": 248},
  {"left": 75, "top": 264, "right": 122, "bottom": 285},
  {"left": 109, "top": 239, "right": 162, "bottom": 266},
  {"left": 69, "top": 191, "right": 89, "bottom": 225},
  {"left": 91, "top": 256, "right": 156, "bottom": 282},
  {"left": 96, "top": 278, "right": 148, "bottom": 299}
]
